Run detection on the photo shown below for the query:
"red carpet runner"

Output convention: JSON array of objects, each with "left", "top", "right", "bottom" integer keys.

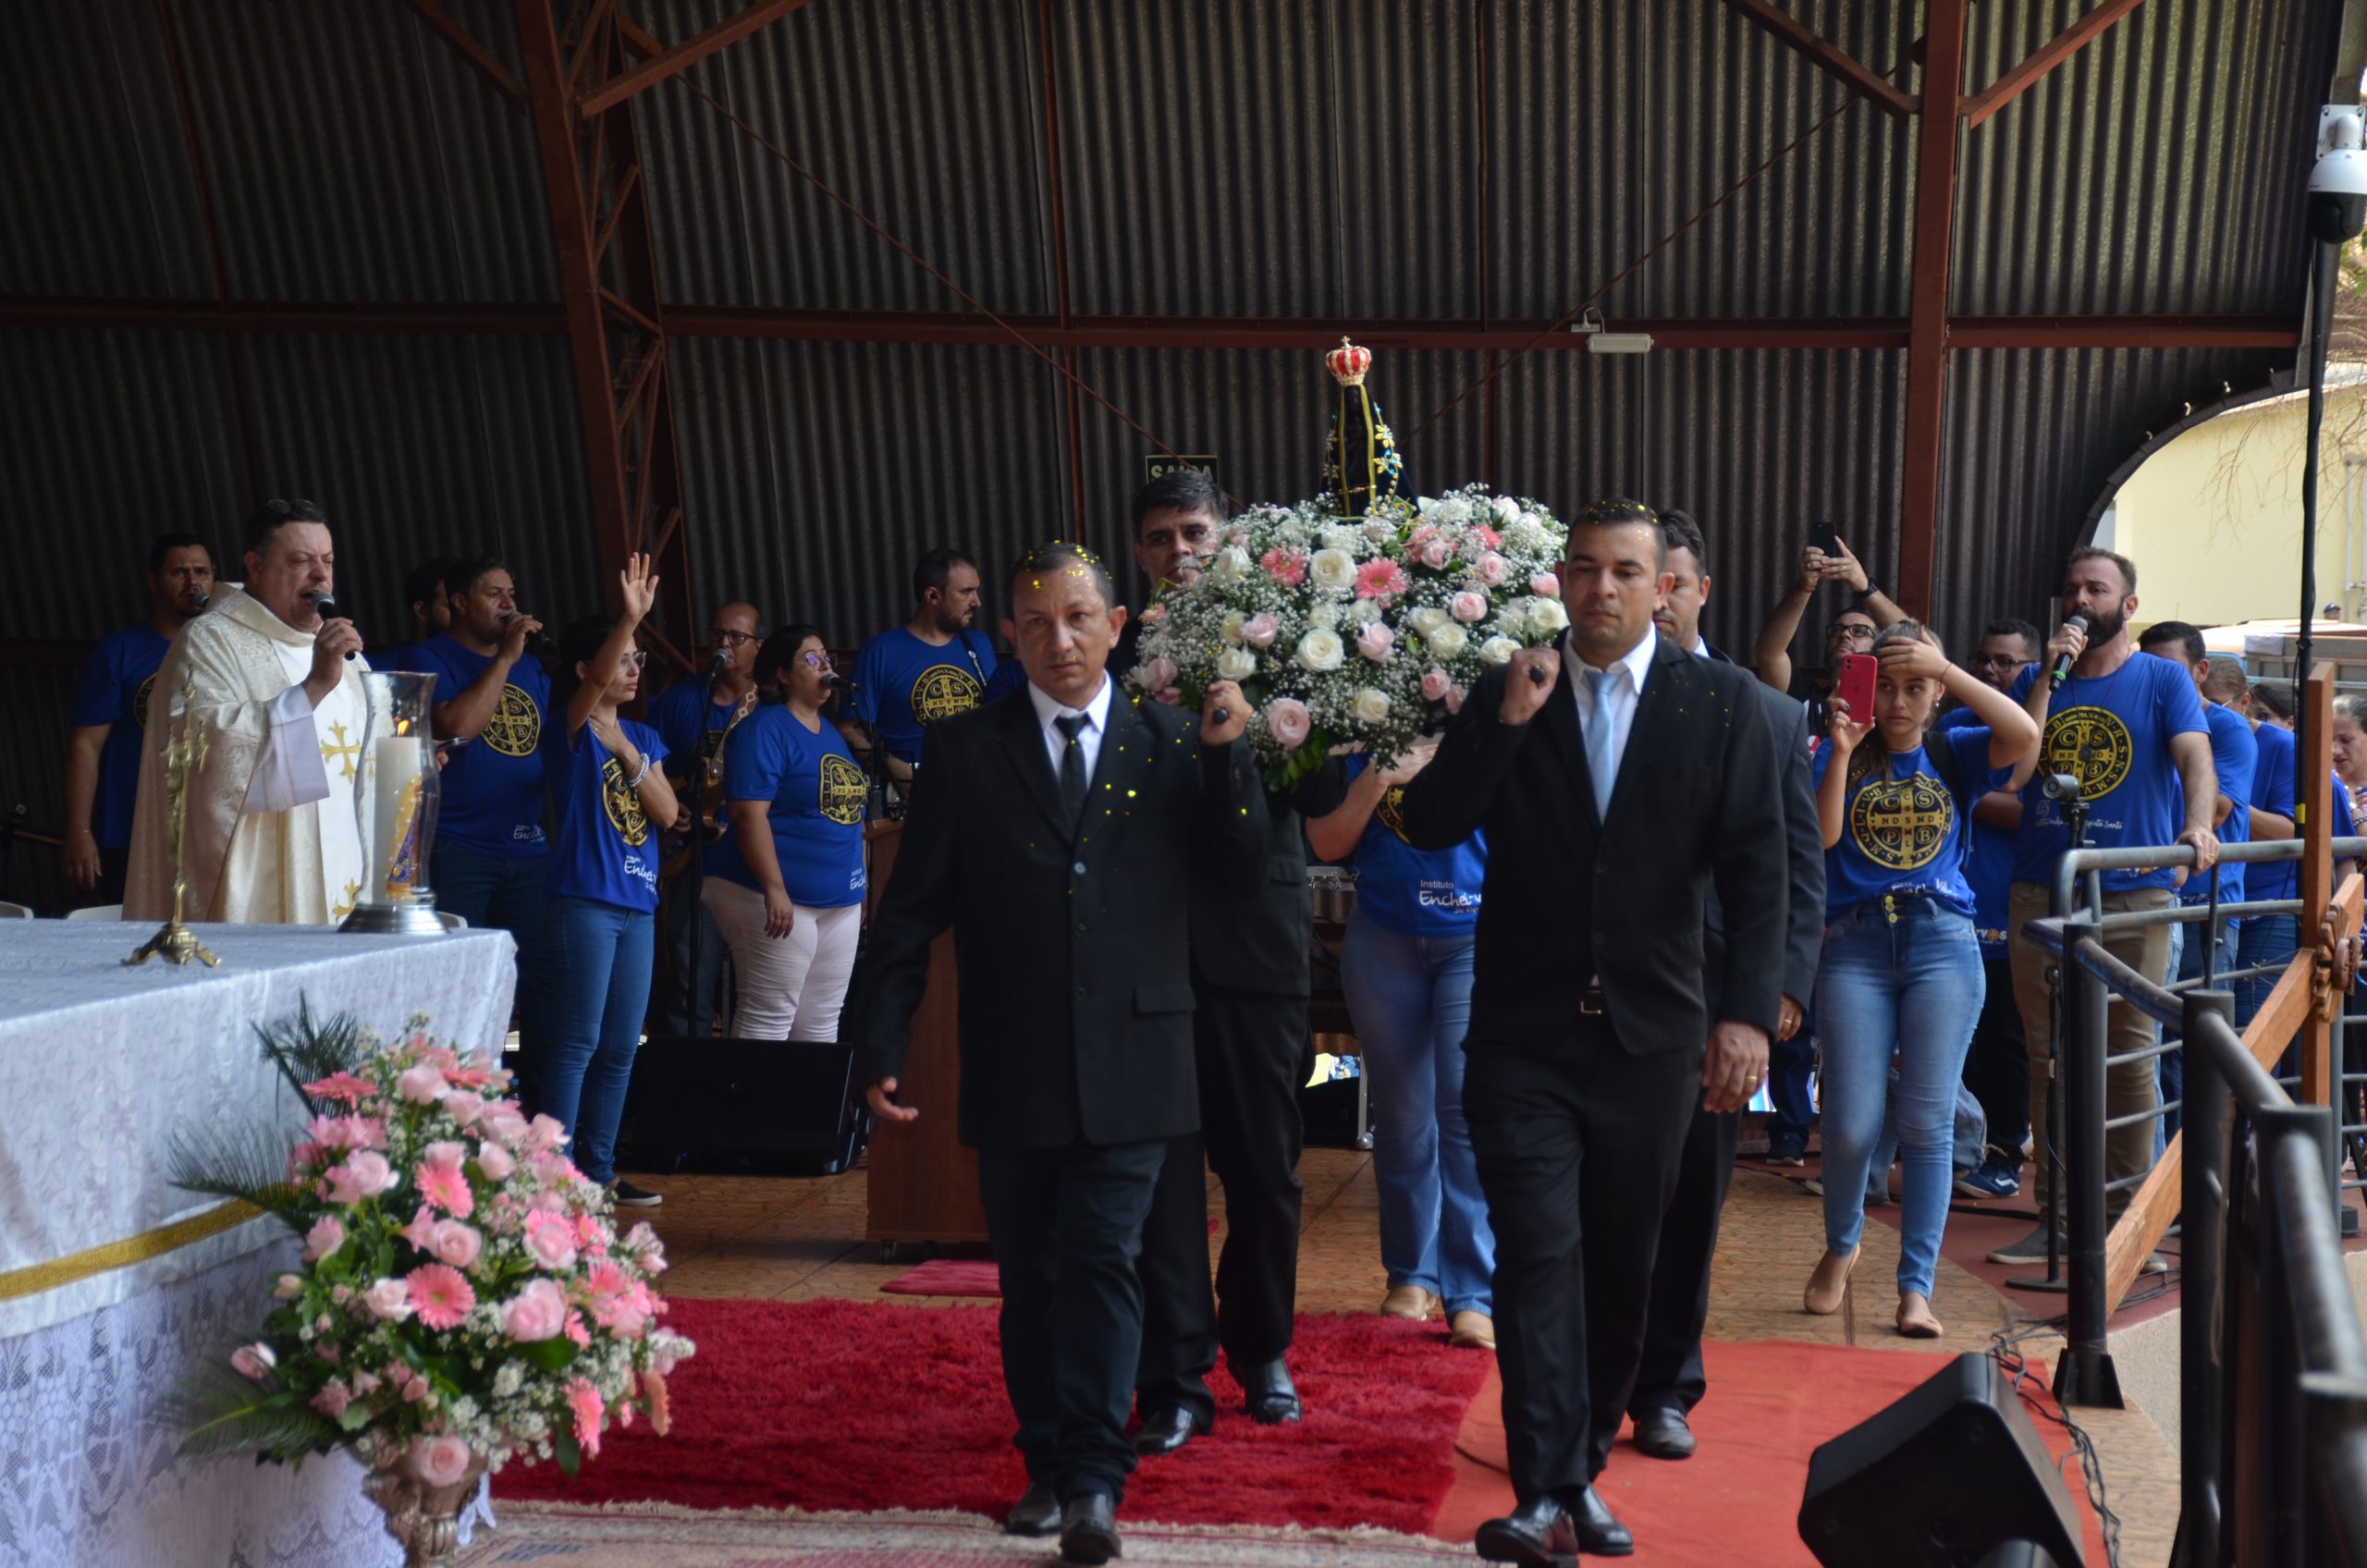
[{"left": 498, "top": 1298, "right": 1493, "bottom": 1535}]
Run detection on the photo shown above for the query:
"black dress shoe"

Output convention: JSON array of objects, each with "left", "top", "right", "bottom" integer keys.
[
  {"left": 1631, "top": 1407, "right": 1697, "bottom": 1461},
  {"left": 1002, "top": 1480, "right": 1060, "bottom": 1537},
  {"left": 1473, "top": 1496, "right": 1576, "bottom": 1567},
  {"left": 1566, "top": 1485, "right": 1634, "bottom": 1556},
  {"left": 1134, "top": 1405, "right": 1208, "bottom": 1455},
  {"left": 1058, "top": 1491, "right": 1122, "bottom": 1564},
  {"left": 1239, "top": 1358, "right": 1303, "bottom": 1424}
]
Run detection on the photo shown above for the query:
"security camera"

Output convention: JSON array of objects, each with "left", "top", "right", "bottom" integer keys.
[
  {"left": 2042, "top": 773, "right": 2083, "bottom": 803},
  {"left": 2310, "top": 107, "right": 2367, "bottom": 242}
]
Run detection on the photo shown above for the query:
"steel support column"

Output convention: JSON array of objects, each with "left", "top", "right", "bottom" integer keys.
[
  {"left": 515, "top": 0, "right": 694, "bottom": 668},
  {"left": 1895, "top": 0, "right": 1968, "bottom": 622}
]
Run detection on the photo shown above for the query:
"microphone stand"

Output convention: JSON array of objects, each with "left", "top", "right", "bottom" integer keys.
[{"left": 680, "top": 655, "right": 731, "bottom": 1040}]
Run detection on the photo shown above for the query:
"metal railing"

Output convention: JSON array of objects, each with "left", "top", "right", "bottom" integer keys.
[{"left": 2024, "top": 834, "right": 2367, "bottom": 1565}]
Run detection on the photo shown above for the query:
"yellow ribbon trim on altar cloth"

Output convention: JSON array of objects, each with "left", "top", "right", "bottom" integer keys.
[{"left": 0, "top": 1200, "right": 265, "bottom": 1303}]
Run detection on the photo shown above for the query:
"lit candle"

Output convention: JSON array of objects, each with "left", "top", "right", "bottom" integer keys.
[{"left": 373, "top": 736, "right": 431, "bottom": 900}]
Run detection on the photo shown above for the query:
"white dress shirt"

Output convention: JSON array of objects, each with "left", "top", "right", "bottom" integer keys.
[
  {"left": 1564, "top": 631, "right": 1659, "bottom": 787},
  {"left": 1026, "top": 673, "right": 1115, "bottom": 784}
]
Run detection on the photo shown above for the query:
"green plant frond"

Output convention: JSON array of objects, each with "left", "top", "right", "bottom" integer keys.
[
  {"left": 167, "top": 1121, "right": 313, "bottom": 1228},
  {"left": 158, "top": 1366, "right": 341, "bottom": 1464},
  {"left": 254, "top": 998, "right": 366, "bottom": 1110}
]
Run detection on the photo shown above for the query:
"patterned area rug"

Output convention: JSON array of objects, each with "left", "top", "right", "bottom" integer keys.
[{"left": 456, "top": 1501, "right": 1471, "bottom": 1566}]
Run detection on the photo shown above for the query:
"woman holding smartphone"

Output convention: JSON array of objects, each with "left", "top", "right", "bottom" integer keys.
[{"left": 1804, "top": 624, "right": 2039, "bottom": 1337}]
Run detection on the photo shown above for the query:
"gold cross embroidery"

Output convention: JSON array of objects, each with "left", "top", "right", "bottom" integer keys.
[
  {"left": 331, "top": 878, "right": 362, "bottom": 922},
  {"left": 321, "top": 721, "right": 362, "bottom": 781}
]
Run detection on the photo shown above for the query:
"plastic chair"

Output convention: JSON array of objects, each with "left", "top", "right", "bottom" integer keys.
[
  {"left": 435, "top": 911, "right": 469, "bottom": 931},
  {"left": 0, "top": 900, "right": 32, "bottom": 919},
  {"left": 65, "top": 904, "right": 123, "bottom": 922}
]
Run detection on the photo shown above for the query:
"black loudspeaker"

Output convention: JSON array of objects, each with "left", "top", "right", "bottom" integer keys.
[
  {"left": 615, "top": 1036, "right": 865, "bottom": 1175},
  {"left": 1797, "top": 1353, "right": 2085, "bottom": 1568}
]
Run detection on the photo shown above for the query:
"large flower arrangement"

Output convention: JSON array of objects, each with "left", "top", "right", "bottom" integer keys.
[
  {"left": 168, "top": 1007, "right": 693, "bottom": 1486},
  {"left": 1132, "top": 484, "right": 1569, "bottom": 786}
]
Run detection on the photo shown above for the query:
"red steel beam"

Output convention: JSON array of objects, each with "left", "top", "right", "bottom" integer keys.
[
  {"left": 1963, "top": 0, "right": 2152, "bottom": 129},
  {"left": 0, "top": 297, "right": 2305, "bottom": 353},
  {"left": 393, "top": 0, "right": 527, "bottom": 104},
  {"left": 576, "top": 0, "right": 816, "bottom": 117},
  {"left": 1720, "top": 0, "right": 1916, "bottom": 118},
  {"left": 1895, "top": 0, "right": 1970, "bottom": 621}
]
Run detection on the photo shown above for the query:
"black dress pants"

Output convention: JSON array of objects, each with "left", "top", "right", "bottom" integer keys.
[
  {"left": 1628, "top": 1103, "right": 1737, "bottom": 1420},
  {"left": 977, "top": 1137, "right": 1168, "bottom": 1503},
  {"left": 1134, "top": 986, "right": 1306, "bottom": 1415},
  {"left": 1466, "top": 1034, "right": 1701, "bottom": 1501}
]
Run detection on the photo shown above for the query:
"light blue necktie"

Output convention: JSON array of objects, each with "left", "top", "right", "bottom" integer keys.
[{"left": 1584, "top": 667, "right": 1620, "bottom": 821}]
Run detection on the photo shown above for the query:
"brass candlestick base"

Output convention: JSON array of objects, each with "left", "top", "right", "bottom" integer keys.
[{"left": 126, "top": 919, "right": 219, "bottom": 968}]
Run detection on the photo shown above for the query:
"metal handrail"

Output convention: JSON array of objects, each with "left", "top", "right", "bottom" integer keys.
[{"left": 2048, "top": 834, "right": 2367, "bottom": 925}]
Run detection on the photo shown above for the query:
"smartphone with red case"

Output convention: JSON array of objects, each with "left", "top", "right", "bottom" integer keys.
[{"left": 1834, "top": 652, "right": 1878, "bottom": 726}]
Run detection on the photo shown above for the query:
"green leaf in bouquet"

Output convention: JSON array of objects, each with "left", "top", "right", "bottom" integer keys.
[
  {"left": 161, "top": 1366, "right": 342, "bottom": 1464},
  {"left": 166, "top": 1122, "right": 313, "bottom": 1231},
  {"left": 555, "top": 1429, "right": 583, "bottom": 1476},
  {"left": 254, "top": 998, "right": 367, "bottom": 1112},
  {"left": 521, "top": 1338, "right": 580, "bottom": 1373},
  {"left": 337, "top": 1400, "right": 374, "bottom": 1432}
]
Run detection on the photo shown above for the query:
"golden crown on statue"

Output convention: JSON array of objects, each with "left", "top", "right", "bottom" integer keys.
[{"left": 1325, "top": 337, "right": 1372, "bottom": 387}]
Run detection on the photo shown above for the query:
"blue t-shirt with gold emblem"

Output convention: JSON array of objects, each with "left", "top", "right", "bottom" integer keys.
[
  {"left": 2008, "top": 654, "right": 2209, "bottom": 891},
  {"left": 717, "top": 704, "right": 868, "bottom": 908},
  {"left": 1325, "top": 753, "right": 1485, "bottom": 936},
  {"left": 847, "top": 627, "right": 995, "bottom": 766},
  {"left": 71, "top": 625, "right": 171, "bottom": 851},
  {"left": 399, "top": 634, "right": 553, "bottom": 858},
  {"left": 545, "top": 718, "right": 668, "bottom": 912},
  {"left": 1814, "top": 727, "right": 2007, "bottom": 921}
]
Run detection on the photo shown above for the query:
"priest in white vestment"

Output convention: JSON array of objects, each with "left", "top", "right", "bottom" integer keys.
[{"left": 124, "top": 501, "right": 374, "bottom": 925}]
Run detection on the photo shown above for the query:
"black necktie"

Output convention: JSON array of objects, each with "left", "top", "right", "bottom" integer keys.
[{"left": 1055, "top": 712, "right": 1090, "bottom": 825}]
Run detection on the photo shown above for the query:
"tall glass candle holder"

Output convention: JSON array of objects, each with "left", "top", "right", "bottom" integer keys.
[{"left": 340, "top": 670, "right": 447, "bottom": 936}]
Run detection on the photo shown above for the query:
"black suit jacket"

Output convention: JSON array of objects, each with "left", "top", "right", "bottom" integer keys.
[
  {"left": 1704, "top": 652, "right": 1823, "bottom": 1014},
  {"left": 842, "top": 684, "right": 1270, "bottom": 1148},
  {"left": 1398, "top": 633, "right": 1788, "bottom": 1057},
  {"left": 1187, "top": 767, "right": 1347, "bottom": 998}
]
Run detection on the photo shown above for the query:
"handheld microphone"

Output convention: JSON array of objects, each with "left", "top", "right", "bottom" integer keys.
[
  {"left": 312, "top": 592, "right": 356, "bottom": 659},
  {"left": 2049, "top": 613, "right": 2090, "bottom": 691},
  {"left": 190, "top": 590, "right": 210, "bottom": 610},
  {"left": 821, "top": 670, "right": 856, "bottom": 692}
]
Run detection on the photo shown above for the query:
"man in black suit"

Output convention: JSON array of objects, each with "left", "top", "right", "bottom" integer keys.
[
  {"left": 1624, "top": 508, "right": 1823, "bottom": 1462},
  {"left": 846, "top": 542, "right": 1268, "bottom": 1565},
  {"left": 1400, "top": 498, "right": 1787, "bottom": 1563},
  {"left": 1116, "top": 470, "right": 1346, "bottom": 1450}
]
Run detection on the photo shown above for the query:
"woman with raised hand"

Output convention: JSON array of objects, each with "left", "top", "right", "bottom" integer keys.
[{"left": 1803, "top": 622, "right": 2039, "bottom": 1338}]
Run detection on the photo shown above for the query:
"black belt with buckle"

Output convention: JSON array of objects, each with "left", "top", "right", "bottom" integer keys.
[{"left": 1578, "top": 984, "right": 1607, "bottom": 1017}]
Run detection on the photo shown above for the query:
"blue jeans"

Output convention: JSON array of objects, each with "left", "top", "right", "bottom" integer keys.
[
  {"left": 1866, "top": 1075, "right": 1984, "bottom": 1197},
  {"left": 433, "top": 845, "right": 553, "bottom": 1106},
  {"left": 1814, "top": 897, "right": 1984, "bottom": 1298},
  {"left": 1339, "top": 915, "right": 1495, "bottom": 1317},
  {"left": 2236, "top": 913, "right": 2300, "bottom": 1031},
  {"left": 1765, "top": 1016, "right": 1817, "bottom": 1148},
  {"left": 542, "top": 895, "right": 656, "bottom": 1185}
]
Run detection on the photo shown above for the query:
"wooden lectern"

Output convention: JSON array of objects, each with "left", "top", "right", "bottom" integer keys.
[{"left": 860, "top": 819, "right": 989, "bottom": 1245}]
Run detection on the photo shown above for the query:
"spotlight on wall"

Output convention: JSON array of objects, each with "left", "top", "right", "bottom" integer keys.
[{"left": 1585, "top": 333, "right": 1655, "bottom": 356}]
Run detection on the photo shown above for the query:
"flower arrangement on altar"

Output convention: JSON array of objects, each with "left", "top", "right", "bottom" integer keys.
[
  {"left": 166, "top": 1007, "right": 693, "bottom": 1499},
  {"left": 1130, "top": 342, "right": 1568, "bottom": 788}
]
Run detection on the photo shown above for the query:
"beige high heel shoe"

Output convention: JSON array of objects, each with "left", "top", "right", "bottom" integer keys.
[
  {"left": 1895, "top": 1292, "right": 1944, "bottom": 1339},
  {"left": 1803, "top": 1245, "right": 1859, "bottom": 1316}
]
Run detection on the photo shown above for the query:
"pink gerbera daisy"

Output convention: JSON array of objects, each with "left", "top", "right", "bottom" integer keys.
[
  {"left": 302, "top": 1071, "right": 374, "bottom": 1105},
  {"left": 406, "top": 1264, "right": 476, "bottom": 1330},
  {"left": 414, "top": 1149, "right": 474, "bottom": 1219},
  {"left": 570, "top": 1379, "right": 606, "bottom": 1459},
  {"left": 1354, "top": 558, "right": 1410, "bottom": 601}
]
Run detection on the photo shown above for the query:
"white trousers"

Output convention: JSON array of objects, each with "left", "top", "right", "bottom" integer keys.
[{"left": 700, "top": 878, "right": 862, "bottom": 1042}]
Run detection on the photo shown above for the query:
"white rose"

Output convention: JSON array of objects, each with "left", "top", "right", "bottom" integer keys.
[
  {"left": 1216, "top": 646, "right": 1258, "bottom": 680},
  {"left": 1493, "top": 601, "right": 1530, "bottom": 639},
  {"left": 1220, "top": 610, "right": 1247, "bottom": 644},
  {"left": 1494, "top": 495, "right": 1522, "bottom": 522},
  {"left": 1294, "top": 628, "right": 1346, "bottom": 672},
  {"left": 1527, "top": 597, "right": 1570, "bottom": 633},
  {"left": 1311, "top": 599, "right": 1343, "bottom": 629},
  {"left": 1424, "top": 622, "right": 1468, "bottom": 657},
  {"left": 1406, "top": 606, "right": 1449, "bottom": 636},
  {"left": 1479, "top": 635, "right": 1522, "bottom": 666},
  {"left": 1209, "top": 545, "right": 1254, "bottom": 582},
  {"left": 1350, "top": 688, "right": 1392, "bottom": 724},
  {"left": 1349, "top": 598, "right": 1385, "bottom": 627},
  {"left": 1310, "top": 548, "right": 1358, "bottom": 594}
]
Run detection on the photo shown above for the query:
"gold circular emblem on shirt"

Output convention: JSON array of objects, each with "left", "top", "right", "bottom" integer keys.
[
  {"left": 1377, "top": 783, "right": 1413, "bottom": 845},
  {"left": 601, "top": 756, "right": 651, "bottom": 846},
  {"left": 819, "top": 753, "right": 867, "bottom": 826},
  {"left": 2040, "top": 704, "right": 2132, "bottom": 801},
  {"left": 133, "top": 672, "right": 157, "bottom": 730},
  {"left": 909, "top": 664, "right": 984, "bottom": 726},
  {"left": 1849, "top": 772, "right": 1955, "bottom": 872},
  {"left": 482, "top": 683, "right": 543, "bottom": 758}
]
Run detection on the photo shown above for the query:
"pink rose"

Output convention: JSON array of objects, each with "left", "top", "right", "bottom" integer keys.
[
  {"left": 442, "top": 1090, "right": 485, "bottom": 1129},
  {"left": 1241, "top": 613, "right": 1280, "bottom": 649},
  {"left": 1446, "top": 683, "right": 1467, "bottom": 715},
  {"left": 350, "top": 1370, "right": 382, "bottom": 1397},
  {"left": 501, "top": 1278, "right": 568, "bottom": 1342},
  {"left": 396, "top": 1064, "right": 448, "bottom": 1105},
  {"left": 1355, "top": 623, "right": 1394, "bottom": 661},
  {"left": 349, "top": 1149, "right": 396, "bottom": 1196},
  {"left": 304, "top": 1215, "right": 347, "bottom": 1261},
  {"left": 399, "top": 1203, "right": 438, "bottom": 1253},
  {"left": 522, "top": 1115, "right": 570, "bottom": 1156},
  {"left": 1421, "top": 666, "right": 1453, "bottom": 703},
  {"left": 1139, "top": 656, "right": 1178, "bottom": 694},
  {"left": 427, "top": 1219, "right": 483, "bottom": 1270},
  {"left": 1450, "top": 591, "right": 1488, "bottom": 623},
  {"left": 274, "top": 1273, "right": 303, "bottom": 1299},
  {"left": 230, "top": 1342, "right": 276, "bottom": 1380},
  {"left": 311, "top": 1382, "right": 352, "bottom": 1420},
  {"left": 525, "top": 1209, "right": 578, "bottom": 1270},
  {"left": 1477, "top": 551, "right": 1509, "bottom": 587},
  {"left": 1264, "top": 698, "right": 1313, "bottom": 751},
  {"left": 474, "top": 1140, "right": 515, "bottom": 1181},
  {"left": 1139, "top": 602, "right": 1167, "bottom": 626},
  {"left": 412, "top": 1434, "right": 474, "bottom": 1489},
  {"left": 362, "top": 1278, "right": 413, "bottom": 1321},
  {"left": 1530, "top": 571, "right": 1561, "bottom": 596},
  {"left": 1418, "top": 537, "right": 1453, "bottom": 570},
  {"left": 482, "top": 1106, "right": 529, "bottom": 1146}
]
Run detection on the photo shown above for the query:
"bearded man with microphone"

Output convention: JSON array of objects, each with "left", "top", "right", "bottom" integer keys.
[
  {"left": 125, "top": 500, "right": 373, "bottom": 926},
  {"left": 1987, "top": 546, "right": 2220, "bottom": 1266}
]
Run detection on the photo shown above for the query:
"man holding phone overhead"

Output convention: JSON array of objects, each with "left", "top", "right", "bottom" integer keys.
[{"left": 1752, "top": 522, "right": 1909, "bottom": 738}]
